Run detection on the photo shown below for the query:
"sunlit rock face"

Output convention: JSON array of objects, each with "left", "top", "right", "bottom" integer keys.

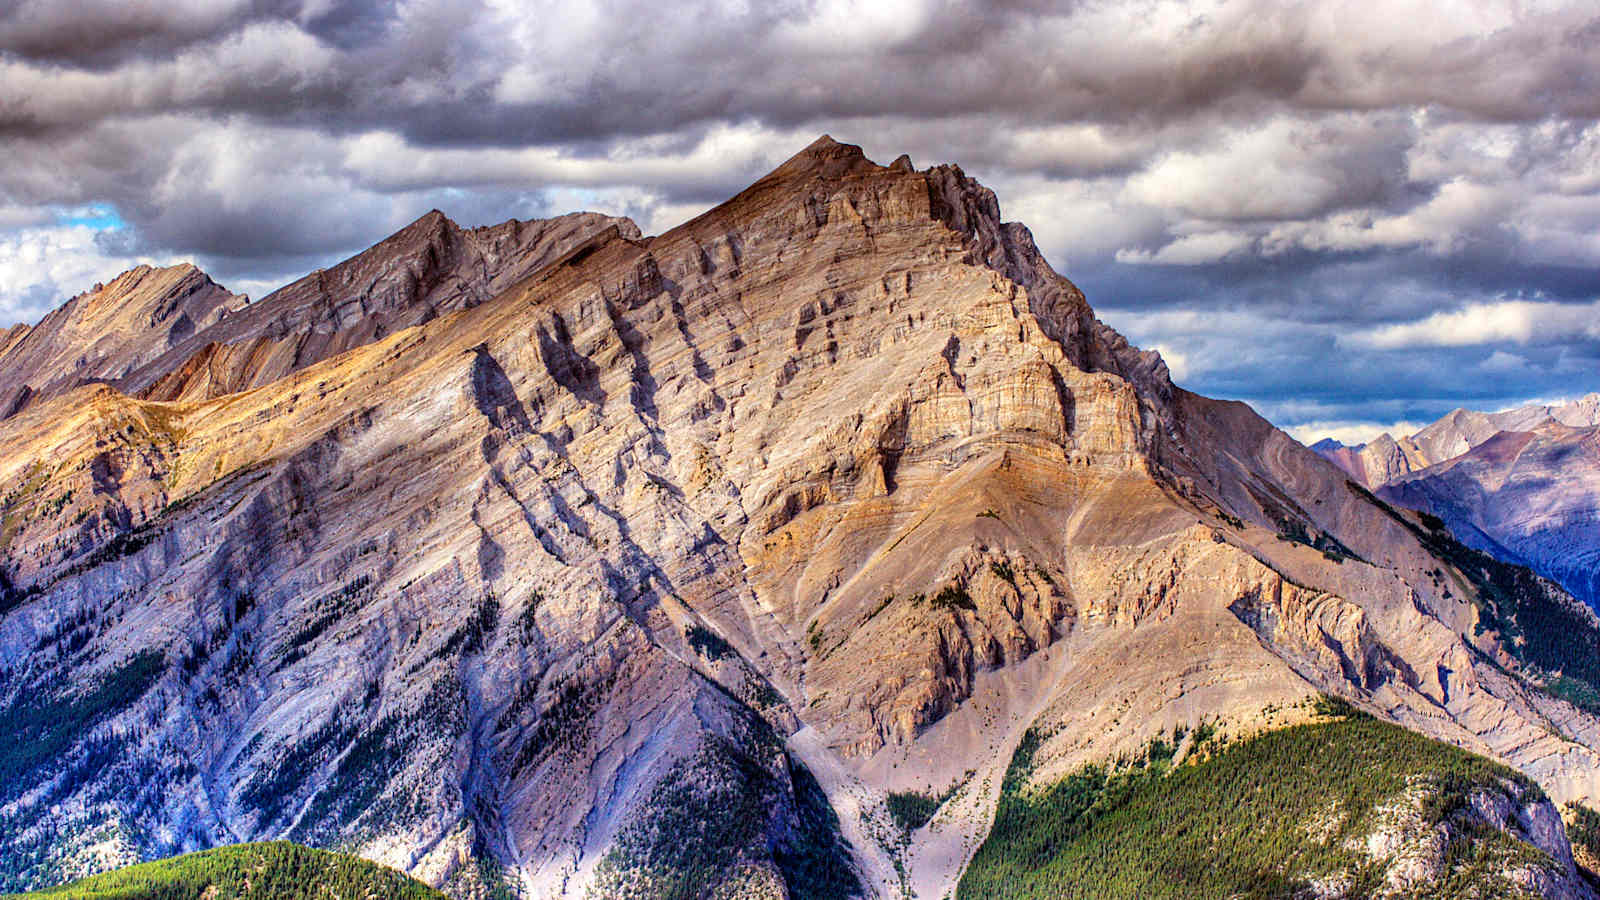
[{"left": 4, "top": 137, "right": 1600, "bottom": 899}]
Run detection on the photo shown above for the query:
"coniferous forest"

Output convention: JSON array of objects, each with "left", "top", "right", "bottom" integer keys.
[{"left": 9, "top": 841, "right": 443, "bottom": 900}]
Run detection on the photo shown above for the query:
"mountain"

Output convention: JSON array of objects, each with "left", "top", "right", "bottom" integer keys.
[
  {"left": 0, "top": 264, "right": 245, "bottom": 418},
  {"left": 1313, "top": 397, "right": 1600, "bottom": 610},
  {"left": 1313, "top": 432, "right": 1421, "bottom": 487},
  {"left": 5, "top": 137, "right": 1600, "bottom": 898},
  {"left": 1381, "top": 422, "right": 1600, "bottom": 611}
]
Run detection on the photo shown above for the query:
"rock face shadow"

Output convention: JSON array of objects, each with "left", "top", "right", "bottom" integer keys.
[
  {"left": 536, "top": 313, "right": 605, "bottom": 408},
  {"left": 470, "top": 344, "right": 533, "bottom": 434}
]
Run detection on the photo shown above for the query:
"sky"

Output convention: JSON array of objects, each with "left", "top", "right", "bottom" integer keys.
[{"left": 1, "top": 0, "right": 1598, "bottom": 445}]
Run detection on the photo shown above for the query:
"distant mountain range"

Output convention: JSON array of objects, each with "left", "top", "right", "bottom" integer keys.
[
  {"left": 1314, "top": 395, "right": 1600, "bottom": 610},
  {"left": 6, "top": 137, "right": 1600, "bottom": 898}
]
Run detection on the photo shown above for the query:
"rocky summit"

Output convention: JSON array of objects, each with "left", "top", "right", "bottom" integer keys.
[{"left": 6, "top": 137, "right": 1600, "bottom": 899}]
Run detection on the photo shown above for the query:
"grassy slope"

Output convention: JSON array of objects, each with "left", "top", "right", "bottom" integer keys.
[
  {"left": 958, "top": 706, "right": 1550, "bottom": 900},
  {"left": 8, "top": 841, "right": 443, "bottom": 900}
]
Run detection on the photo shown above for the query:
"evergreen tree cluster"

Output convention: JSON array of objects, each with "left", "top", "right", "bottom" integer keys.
[
  {"left": 959, "top": 707, "right": 1549, "bottom": 899},
  {"left": 11, "top": 841, "right": 443, "bottom": 900}
]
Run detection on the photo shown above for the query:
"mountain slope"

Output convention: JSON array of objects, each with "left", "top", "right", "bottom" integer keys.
[
  {"left": 1314, "top": 398, "right": 1600, "bottom": 611},
  {"left": 0, "top": 264, "right": 245, "bottom": 419},
  {"left": 1381, "top": 423, "right": 1600, "bottom": 611},
  {"left": 960, "top": 705, "right": 1590, "bottom": 899},
  {"left": 3, "top": 137, "right": 1600, "bottom": 899}
]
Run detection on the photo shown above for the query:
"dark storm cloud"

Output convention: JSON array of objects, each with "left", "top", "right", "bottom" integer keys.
[
  {"left": 2, "top": 0, "right": 1598, "bottom": 438},
  {"left": 0, "top": 0, "right": 288, "bottom": 68},
  {"left": 6, "top": 2, "right": 1597, "bottom": 143}
]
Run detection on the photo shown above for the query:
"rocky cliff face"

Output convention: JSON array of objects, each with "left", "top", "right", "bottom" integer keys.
[{"left": 4, "top": 137, "right": 1600, "bottom": 898}]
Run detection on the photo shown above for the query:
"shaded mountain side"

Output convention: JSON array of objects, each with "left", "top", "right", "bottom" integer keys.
[
  {"left": 3, "top": 136, "right": 1600, "bottom": 900},
  {"left": 121, "top": 210, "right": 640, "bottom": 403},
  {"left": 1381, "top": 424, "right": 1600, "bottom": 611},
  {"left": 7, "top": 841, "right": 444, "bottom": 899},
  {"left": 0, "top": 265, "right": 246, "bottom": 419}
]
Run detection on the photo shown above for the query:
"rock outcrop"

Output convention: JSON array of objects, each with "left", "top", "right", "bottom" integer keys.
[
  {"left": 125, "top": 210, "right": 639, "bottom": 402},
  {"left": 3, "top": 137, "right": 1600, "bottom": 899},
  {"left": 1312, "top": 769, "right": 1588, "bottom": 899}
]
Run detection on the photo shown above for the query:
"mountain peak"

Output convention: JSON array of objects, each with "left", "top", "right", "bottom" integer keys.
[
  {"left": 122, "top": 206, "right": 642, "bottom": 402},
  {"left": 385, "top": 209, "right": 457, "bottom": 246},
  {"left": 764, "top": 133, "right": 877, "bottom": 181},
  {"left": 410, "top": 207, "right": 453, "bottom": 228}
]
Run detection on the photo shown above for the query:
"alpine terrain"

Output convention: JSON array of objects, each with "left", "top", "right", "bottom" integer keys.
[
  {"left": 7, "top": 137, "right": 1600, "bottom": 898},
  {"left": 1316, "top": 396, "right": 1600, "bottom": 611}
]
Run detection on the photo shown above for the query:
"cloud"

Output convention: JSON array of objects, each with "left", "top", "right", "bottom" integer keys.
[
  {"left": 1117, "top": 231, "right": 1255, "bottom": 266},
  {"left": 1151, "top": 343, "right": 1193, "bottom": 382},
  {"left": 1345, "top": 299, "right": 1600, "bottom": 349},
  {"left": 1480, "top": 349, "right": 1530, "bottom": 373},
  {"left": 0, "top": 0, "right": 265, "bottom": 67},
  {"left": 1283, "top": 420, "right": 1428, "bottom": 447},
  {"left": 1123, "top": 115, "right": 1413, "bottom": 223},
  {"left": 0, "top": 221, "right": 179, "bottom": 326},
  {"left": 0, "top": 0, "right": 1597, "bottom": 436}
]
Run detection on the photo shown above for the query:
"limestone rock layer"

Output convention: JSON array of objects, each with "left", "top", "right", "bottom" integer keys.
[{"left": 0, "top": 264, "right": 245, "bottom": 418}]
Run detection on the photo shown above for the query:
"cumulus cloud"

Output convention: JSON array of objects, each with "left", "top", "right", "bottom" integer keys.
[
  {"left": 0, "top": 222, "right": 180, "bottom": 325},
  {"left": 1116, "top": 231, "right": 1255, "bottom": 266},
  {"left": 1346, "top": 299, "right": 1600, "bottom": 349},
  {"left": 1, "top": 0, "right": 1598, "bottom": 442}
]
